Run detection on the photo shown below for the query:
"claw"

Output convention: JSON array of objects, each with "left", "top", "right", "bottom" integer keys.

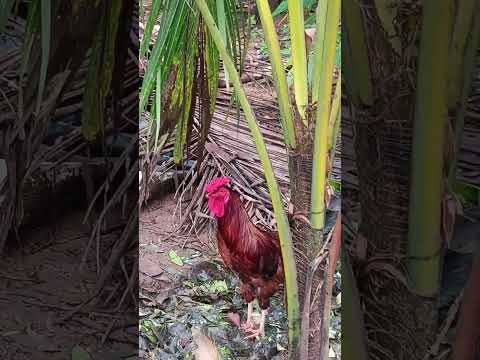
[
  {"left": 241, "top": 321, "right": 255, "bottom": 331},
  {"left": 243, "top": 309, "right": 267, "bottom": 340},
  {"left": 244, "top": 327, "right": 264, "bottom": 340}
]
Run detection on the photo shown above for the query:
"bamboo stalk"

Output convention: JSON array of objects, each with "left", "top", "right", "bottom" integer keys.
[
  {"left": 216, "top": 0, "right": 230, "bottom": 91},
  {"left": 447, "top": 0, "right": 477, "bottom": 109},
  {"left": 448, "top": 2, "right": 480, "bottom": 185},
  {"left": 287, "top": 0, "right": 308, "bottom": 121},
  {"left": 255, "top": 0, "right": 296, "bottom": 149},
  {"left": 310, "top": 0, "right": 340, "bottom": 231},
  {"left": 194, "top": 0, "right": 301, "bottom": 356},
  {"left": 408, "top": 0, "right": 454, "bottom": 297},
  {"left": 311, "top": 0, "right": 327, "bottom": 103},
  {"left": 342, "top": 0, "right": 373, "bottom": 105}
]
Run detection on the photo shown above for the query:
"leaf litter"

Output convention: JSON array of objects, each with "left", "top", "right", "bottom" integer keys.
[
  {"left": 140, "top": 258, "right": 289, "bottom": 359},
  {"left": 140, "top": 193, "right": 341, "bottom": 359}
]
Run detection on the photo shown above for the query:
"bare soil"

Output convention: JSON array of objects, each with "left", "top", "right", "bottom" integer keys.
[
  {"left": 0, "top": 212, "right": 136, "bottom": 359},
  {"left": 139, "top": 191, "right": 292, "bottom": 360},
  {"left": 139, "top": 192, "right": 215, "bottom": 306}
]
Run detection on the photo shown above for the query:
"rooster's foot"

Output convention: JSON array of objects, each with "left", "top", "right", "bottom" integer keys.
[
  {"left": 244, "top": 326, "right": 264, "bottom": 340},
  {"left": 240, "top": 321, "right": 255, "bottom": 331}
]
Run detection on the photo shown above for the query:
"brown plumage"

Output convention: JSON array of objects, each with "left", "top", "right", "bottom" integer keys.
[{"left": 205, "top": 176, "right": 284, "bottom": 337}]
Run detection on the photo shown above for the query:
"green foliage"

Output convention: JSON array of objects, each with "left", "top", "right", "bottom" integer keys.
[
  {"left": 147, "top": 0, "right": 341, "bottom": 357},
  {"left": 140, "top": 1, "right": 190, "bottom": 112},
  {"left": 407, "top": 0, "right": 455, "bottom": 296},
  {"left": 139, "top": 0, "right": 162, "bottom": 58},
  {"left": 329, "top": 179, "right": 341, "bottom": 192},
  {"left": 196, "top": 1, "right": 302, "bottom": 354},
  {"left": 168, "top": 249, "right": 185, "bottom": 266},
  {"left": 453, "top": 181, "right": 480, "bottom": 206},
  {"left": 140, "top": 0, "right": 241, "bottom": 160},
  {"left": 271, "top": 0, "right": 317, "bottom": 17},
  {"left": 0, "top": 0, "right": 15, "bottom": 33},
  {"left": 172, "top": 31, "right": 199, "bottom": 162},
  {"left": 82, "top": 2, "right": 122, "bottom": 141}
]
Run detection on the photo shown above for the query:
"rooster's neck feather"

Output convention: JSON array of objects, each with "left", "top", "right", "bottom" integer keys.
[{"left": 217, "top": 190, "right": 259, "bottom": 251}]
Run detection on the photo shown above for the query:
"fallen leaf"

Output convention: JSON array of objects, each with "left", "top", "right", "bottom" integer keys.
[
  {"left": 168, "top": 250, "right": 184, "bottom": 266},
  {"left": 140, "top": 258, "right": 164, "bottom": 277}
]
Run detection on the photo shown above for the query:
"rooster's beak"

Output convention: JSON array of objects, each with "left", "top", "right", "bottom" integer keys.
[{"left": 205, "top": 193, "right": 209, "bottom": 199}]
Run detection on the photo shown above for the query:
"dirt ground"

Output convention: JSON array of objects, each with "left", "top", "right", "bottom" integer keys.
[
  {"left": 139, "top": 189, "right": 293, "bottom": 359},
  {"left": 139, "top": 188, "right": 341, "bottom": 360},
  {"left": 0, "top": 211, "right": 136, "bottom": 359},
  {"left": 139, "top": 192, "right": 215, "bottom": 301}
]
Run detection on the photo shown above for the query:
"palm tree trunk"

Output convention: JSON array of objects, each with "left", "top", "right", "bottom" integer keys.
[
  {"left": 343, "top": 0, "right": 440, "bottom": 357},
  {"left": 289, "top": 118, "right": 322, "bottom": 359}
]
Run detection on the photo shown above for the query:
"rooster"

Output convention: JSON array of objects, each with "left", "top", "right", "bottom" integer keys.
[{"left": 205, "top": 176, "right": 284, "bottom": 338}]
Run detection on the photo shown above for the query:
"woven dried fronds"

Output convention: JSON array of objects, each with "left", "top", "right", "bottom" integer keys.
[
  {"left": 143, "top": 39, "right": 343, "bottom": 238},
  {"left": 149, "top": 74, "right": 343, "bottom": 238},
  {"left": 167, "top": 77, "right": 289, "bottom": 234},
  {"left": 174, "top": 145, "right": 284, "bottom": 236}
]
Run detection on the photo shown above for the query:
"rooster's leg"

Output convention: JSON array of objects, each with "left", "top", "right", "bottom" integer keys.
[
  {"left": 244, "top": 309, "right": 267, "bottom": 339},
  {"left": 241, "top": 302, "right": 254, "bottom": 330}
]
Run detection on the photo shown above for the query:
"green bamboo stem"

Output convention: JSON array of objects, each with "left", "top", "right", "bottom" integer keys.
[
  {"left": 194, "top": 0, "right": 301, "bottom": 356},
  {"left": 311, "top": 0, "right": 327, "bottom": 103},
  {"left": 310, "top": 0, "right": 340, "bottom": 231},
  {"left": 447, "top": 0, "right": 477, "bottom": 109},
  {"left": 448, "top": 1, "right": 480, "bottom": 185},
  {"left": 408, "top": 0, "right": 454, "bottom": 297},
  {"left": 255, "top": 0, "right": 296, "bottom": 149},
  {"left": 287, "top": 0, "right": 308, "bottom": 121},
  {"left": 342, "top": 0, "right": 373, "bottom": 106},
  {"left": 216, "top": 0, "right": 230, "bottom": 90}
]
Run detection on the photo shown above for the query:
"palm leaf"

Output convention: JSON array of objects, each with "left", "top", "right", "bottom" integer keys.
[
  {"left": 0, "top": 0, "right": 15, "bottom": 33},
  {"left": 140, "top": 0, "right": 243, "bottom": 179}
]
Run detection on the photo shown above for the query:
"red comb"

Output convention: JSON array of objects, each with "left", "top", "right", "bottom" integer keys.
[{"left": 205, "top": 176, "right": 230, "bottom": 193}]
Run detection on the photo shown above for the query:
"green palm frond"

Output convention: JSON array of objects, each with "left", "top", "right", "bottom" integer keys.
[
  {"left": 0, "top": 0, "right": 14, "bottom": 33},
  {"left": 140, "top": 0, "right": 244, "bottom": 182}
]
